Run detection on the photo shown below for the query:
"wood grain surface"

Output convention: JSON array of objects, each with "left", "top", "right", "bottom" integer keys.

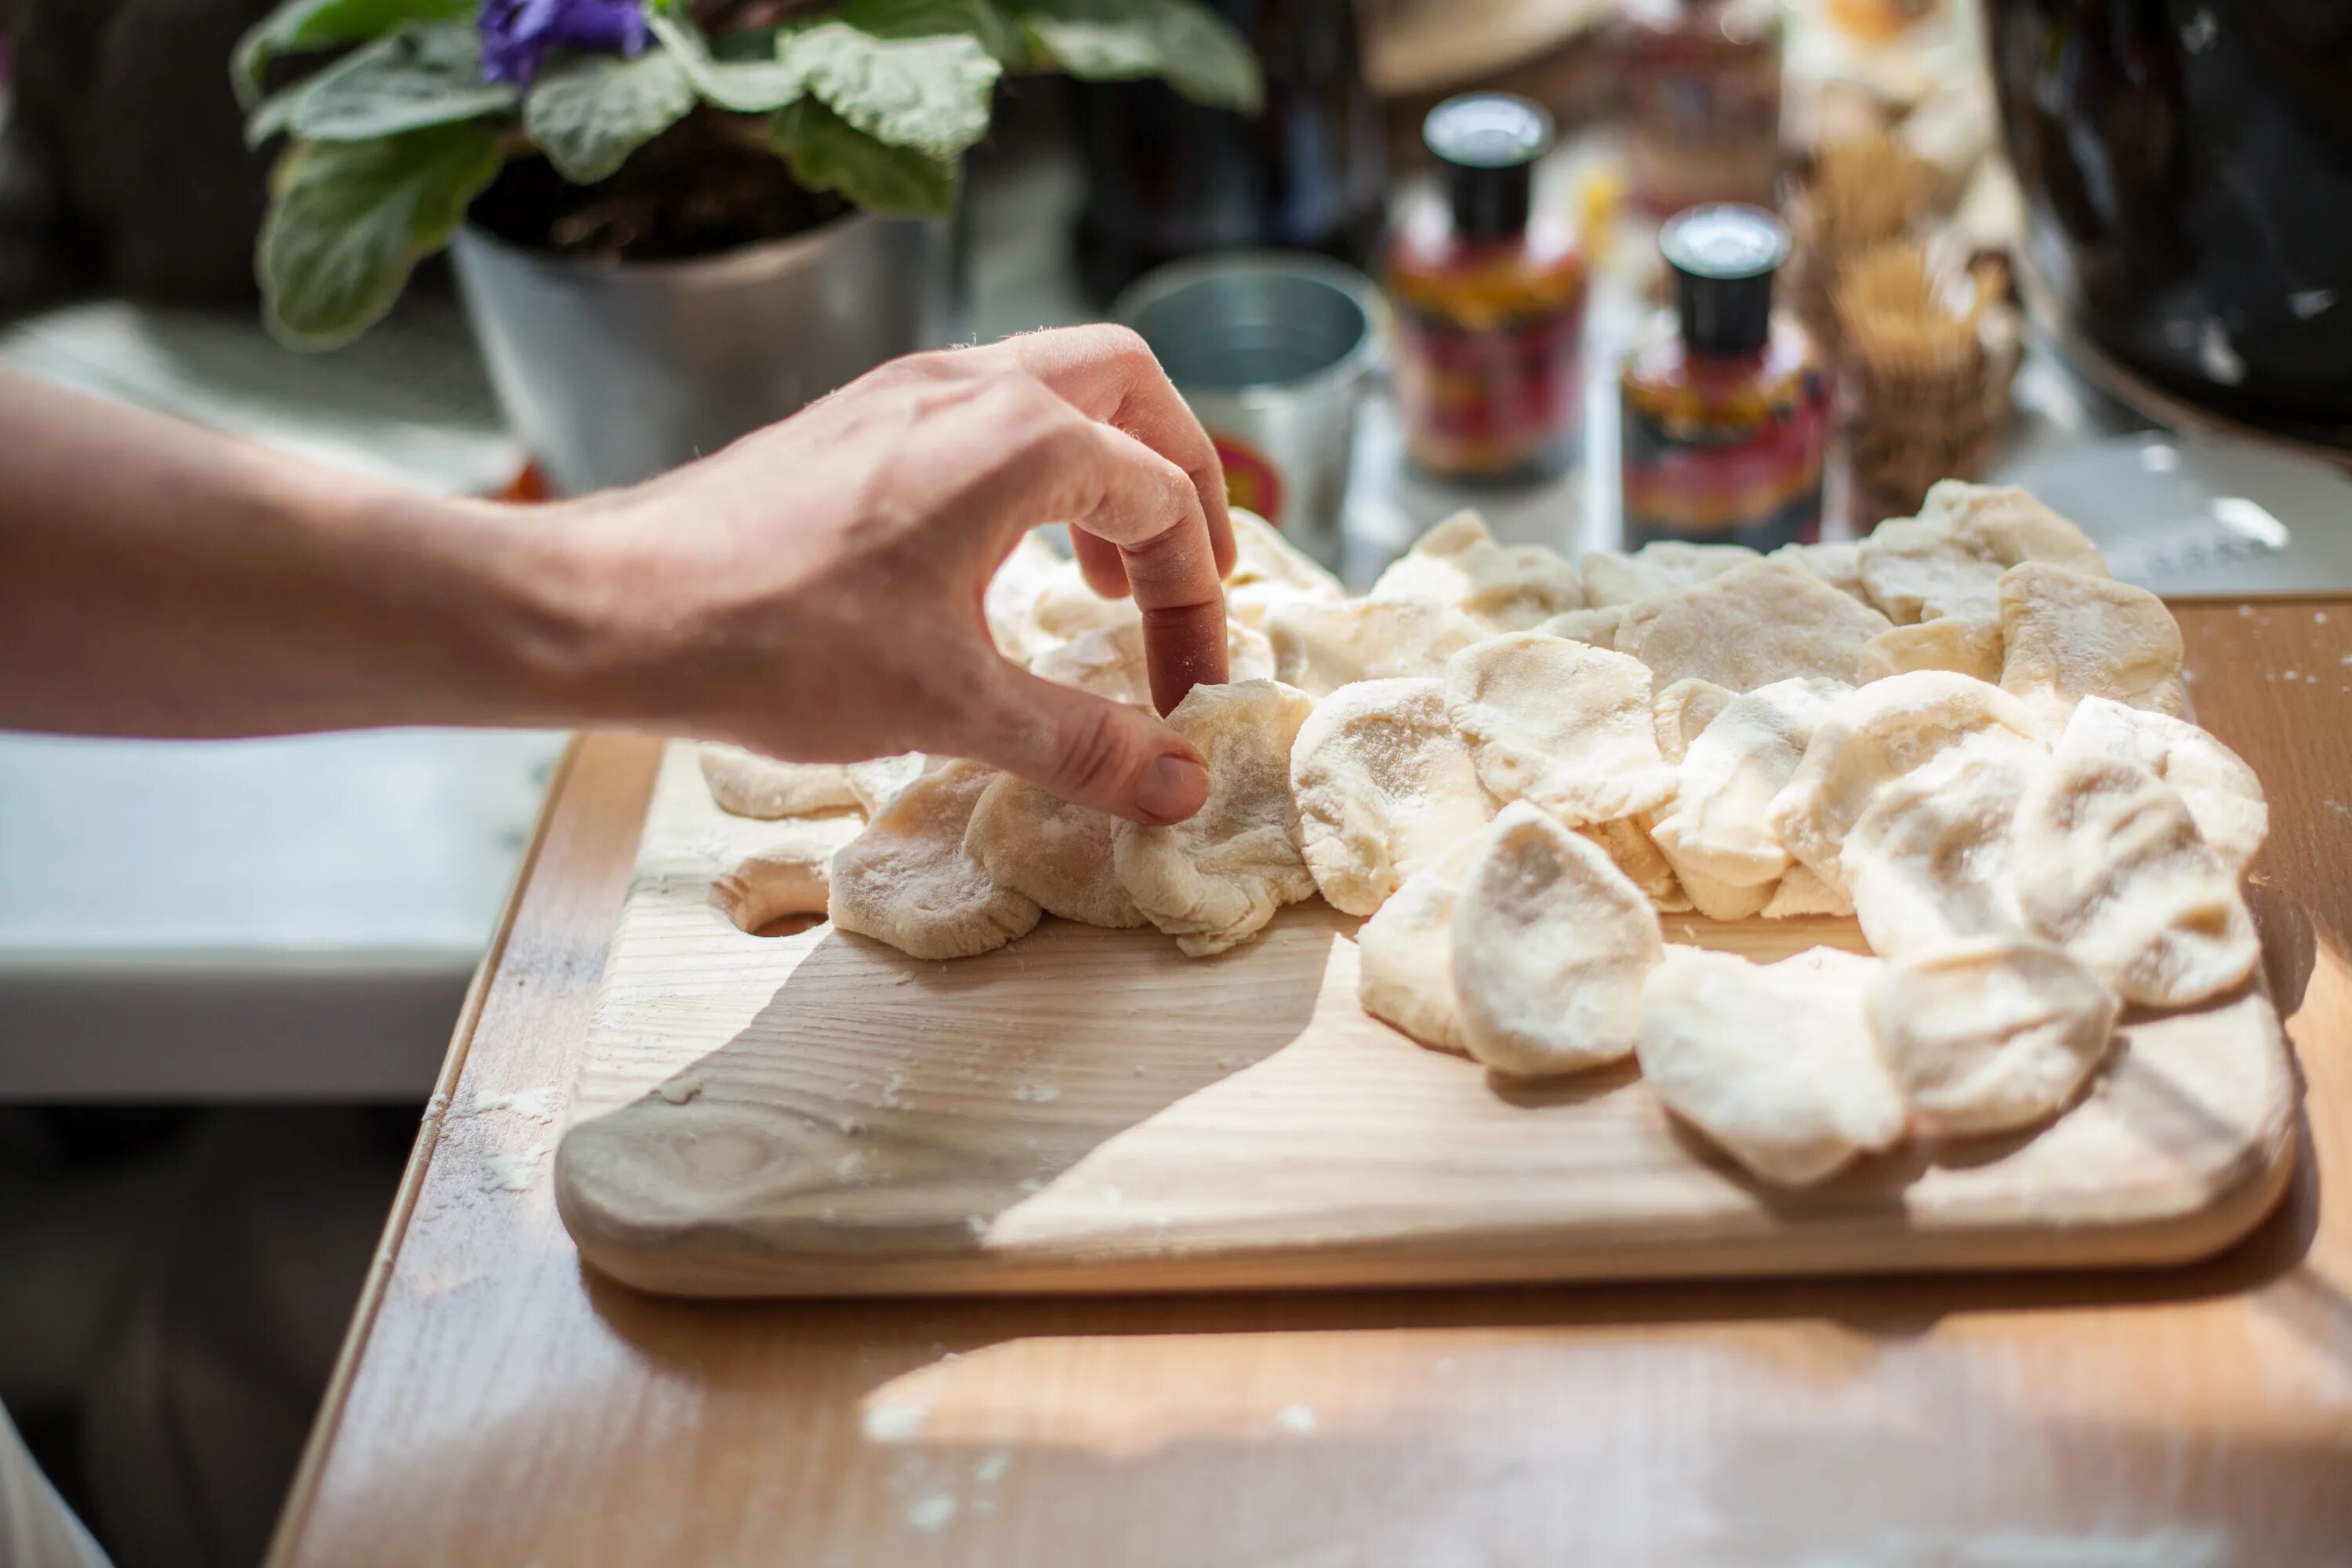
[
  {"left": 556, "top": 745, "right": 2294, "bottom": 1298},
  {"left": 269, "top": 601, "right": 2352, "bottom": 1568}
]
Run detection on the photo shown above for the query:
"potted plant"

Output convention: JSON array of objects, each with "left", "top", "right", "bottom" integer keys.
[{"left": 234, "top": 0, "right": 1262, "bottom": 492}]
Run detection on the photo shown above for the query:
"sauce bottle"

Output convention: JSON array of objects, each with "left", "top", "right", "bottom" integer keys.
[
  {"left": 1388, "top": 93, "right": 1586, "bottom": 482},
  {"left": 1615, "top": 0, "right": 1785, "bottom": 219},
  {"left": 1620, "top": 204, "right": 1828, "bottom": 550}
]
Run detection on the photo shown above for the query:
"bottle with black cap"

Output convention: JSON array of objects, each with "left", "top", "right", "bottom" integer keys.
[
  {"left": 1388, "top": 92, "right": 1587, "bottom": 481},
  {"left": 1620, "top": 202, "right": 1829, "bottom": 549}
]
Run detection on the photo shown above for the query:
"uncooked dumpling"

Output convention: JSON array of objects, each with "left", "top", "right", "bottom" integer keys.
[
  {"left": 964, "top": 773, "right": 1145, "bottom": 929},
  {"left": 844, "top": 754, "right": 925, "bottom": 815},
  {"left": 1371, "top": 510, "right": 1584, "bottom": 630},
  {"left": 2053, "top": 697, "right": 2266, "bottom": 876},
  {"left": 699, "top": 744, "right": 861, "bottom": 819},
  {"left": 1614, "top": 558, "right": 1893, "bottom": 693},
  {"left": 1653, "top": 678, "right": 1736, "bottom": 764},
  {"left": 1032, "top": 557, "right": 1142, "bottom": 647},
  {"left": 1534, "top": 604, "right": 1624, "bottom": 650},
  {"left": 1998, "top": 561, "right": 2189, "bottom": 734},
  {"left": 1032, "top": 619, "right": 1273, "bottom": 704},
  {"left": 1650, "top": 676, "right": 1848, "bottom": 891},
  {"left": 1866, "top": 937, "right": 2118, "bottom": 1136},
  {"left": 1112, "top": 681, "right": 1319, "bottom": 956},
  {"left": 1356, "top": 840, "right": 1474, "bottom": 1054},
  {"left": 1842, "top": 742, "right": 2036, "bottom": 956},
  {"left": 1857, "top": 618, "right": 2003, "bottom": 684},
  {"left": 1581, "top": 541, "right": 1759, "bottom": 608},
  {"left": 1265, "top": 597, "right": 1487, "bottom": 697},
  {"left": 1858, "top": 481, "right": 2107, "bottom": 627},
  {"left": 2013, "top": 752, "right": 2259, "bottom": 1007},
  {"left": 1769, "top": 540, "right": 1871, "bottom": 604},
  {"left": 984, "top": 529, "right": 1072, "bottom": 659},
  {"left": 829, "top": 759, "right": 1043, "bottom": 960},
  {"left": 1444, "top": 633, "right": 1679, "bottom": 827},
  {"left": 1224, "top": 507, "right": 1343, "bottom": 627},
  {"left": 1289, "top": 677, "right": 1495, "bottom": 916},
  {"left": 1769, "top": 671, "right": 2045, "bottom": 895},
  {"left": 1635, "top": 946, "right": 1904, "bottom": 1186},
  {"left": 1581, "top": 815, "right": 1691, "bottom": 913},
  {"left": 1450, "top": 803, "right": 1664, "bottom": 1077},
  {"left": 1762, "top": 865, "right": 1853, "bottom": 919},
  {"left": 709, "top": 815, "right": 866, "bottom": 934}
]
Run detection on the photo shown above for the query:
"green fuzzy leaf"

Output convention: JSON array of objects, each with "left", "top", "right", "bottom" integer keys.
[
  {"left": 1012, "top": 0, "right": 1261, "bottom": 113},
  {"left": 778, "top": 21, "right": 1000, "bottom": 159},
  {"left": 248, "top": 23, "right": 516, "bottom": 147},
  {"left": 834, "top": 0, "right": 1025, "bottom": 64},
  {"left": 233, "top": 0, "right": 472, "bottom": 111},
  {"left": 770, "top": 96, "right": 959, "bottom": 216},
  {"left": 524, "top": 49, "right": 695, "bottom": 183},
  {"left": 259, "top": 121, "right": 505, "bottom": 347},
  {"left": 646, "top": 12, "right": 805, "bottom": 113}
]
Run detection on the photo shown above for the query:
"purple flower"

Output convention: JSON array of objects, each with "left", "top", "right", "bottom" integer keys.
[{"left": 479, "top": 0, "right": 648, "bottom": 87}]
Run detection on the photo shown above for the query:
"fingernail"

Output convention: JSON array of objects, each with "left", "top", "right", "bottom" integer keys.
[{"left": 1136, "top": 754, "right": 1209, "bottom": 824}]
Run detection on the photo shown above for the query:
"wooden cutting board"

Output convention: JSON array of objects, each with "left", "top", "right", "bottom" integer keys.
[{"left": 554, "top": 742, "right": 2298, "bottom": 1298}]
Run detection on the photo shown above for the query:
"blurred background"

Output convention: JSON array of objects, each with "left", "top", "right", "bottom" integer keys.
[{"left": 3, "top": 1, "right": 2350, "bottom": 1562}]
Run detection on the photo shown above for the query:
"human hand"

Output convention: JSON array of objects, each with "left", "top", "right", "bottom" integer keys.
[{"left": 558, "top": 325, "right": 1236, "bottom": 824}]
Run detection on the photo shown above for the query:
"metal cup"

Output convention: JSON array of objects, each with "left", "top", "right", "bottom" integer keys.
[{"left": 1116, "top": 252, "right": 1384, "bottom": 568}]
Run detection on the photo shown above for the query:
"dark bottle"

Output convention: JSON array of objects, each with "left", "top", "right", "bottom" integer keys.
[
  {"left": 1988, "top": 0, "right": 2352, "bottom": 431},
  {"left": 1620, "top": 204, "right": 1829, "bottom": 550},
  {"left": 1065, "top": 0, "right": 1387, "bottom": 307},
  {"left": 1388, "top": 93, "right": 1587, "bottom": 481}
]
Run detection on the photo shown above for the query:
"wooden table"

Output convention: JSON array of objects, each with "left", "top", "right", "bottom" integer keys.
[{"left": 268, "top": 602, "right": 2352, "bottom": 1568}]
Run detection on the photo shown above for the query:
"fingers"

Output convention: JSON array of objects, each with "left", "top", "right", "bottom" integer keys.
[
  {"left": 1067, "top": 525, "right": 1131, "bottom": 601},
  {"left": 956, "top": 659, "right": 1210, "bottom": 825}
]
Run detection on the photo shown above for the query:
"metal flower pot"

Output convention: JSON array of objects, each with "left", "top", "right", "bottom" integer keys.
[{"left": 451, "top": 213, "right": 956, "bottom": 495}]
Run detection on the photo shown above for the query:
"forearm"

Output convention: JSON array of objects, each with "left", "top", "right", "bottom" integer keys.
[{"left": 0, "top": 373, "right": 603, "bottom": 738}]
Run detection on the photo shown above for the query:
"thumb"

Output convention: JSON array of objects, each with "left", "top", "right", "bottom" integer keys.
[{"left": 960, "top": 660, "right": 1210, "bottom": 825}]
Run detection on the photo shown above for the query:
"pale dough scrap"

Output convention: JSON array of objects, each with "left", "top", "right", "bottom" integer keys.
[
  {"left": 1289, "top": 677, "right": 1496, "bottom": 916},
  {"left": 1450, "top": 803, "right": 1664, "bottom": 1077},
  {"left": 1998, "top": 561, "right": 2190, "bottom": 735},
  {"left": 1224, "top": 506, "right": 1343, "bottom": 627},
  {"left": 1762, "top": 864, "right": 1853, "bottom": 919},
  {"left": 1534, "top": 604, "right": 1624, "bottom": 651},
  {"left": 1653, "top": 678, "right": 1735, "bottom": 764},
  {"left": 984, "top": 529, "right": 1071, "bottom": 659},
  {"left": 699, "top": 744, "right": 861, "bottom": 819},
  {"left": 1674, "top": 860, "right": 1775, "bottom": 921},
  {"left": 1858, "top": 481, "right": 2107, "bottom": 628},
  {"left": 2013, "top": 752, "right": 2259, "bottom": 1007},
  {"left": 709, "top": 815, "right": 866, "bottom": 933},
  {"left": 964, "top": 773, "right": 1145, "bottom": 929},
  {"left": 844, "top": 754, "right": 925, "bottom": 816},
  {"left": 1857, "top": 617, "right": 2004, "bottom": 684},
  {"left": 1581, "top": 815, "right": 1692, "bottom": 913},
  {"left": 1355, "top": 840, "right": 1475, "bottom": 1054},
  {"left": 1581, "top": 542, "right": 1760, "bottom": 608},
  {"left": 1614, "top": 557, "right": 1893, "bottom": 693},
  {"left": 1444, "top": 633, "right": 1679, "bottom": 827},
  {"left": 1371, "top": 510, "right": 1584, "bottom": 630},
  {"left": 2054, "top": 696, "right": 2267, "bottom": 876},
  {"left": 1769, "top": 540, "right": 1871, "bottom": 603},
  {"left": 1266, "top": 597, "right": 1487, "bottom": 697},
  {"left": 1031, "top": 557, "right": 1142, "bottom": 647},
  {"left": 1769, "top": 670, "right": 2045, "bottom": 895},
  {"left": 1635, "top": 945, "right": 1904, "bottom": 1187},
  {"left": 1112, "top": 681, "right": 1319, "bottom": 956},
  {"left": 828, "top": 759, "right": 1043, "bottom": 960},
  {"left": 1867, "top": 936, "right": 2119, "bottom": 1137},
  {"left": 1842, "top": 742, "right": 2036, "bottom": 957},
  {"left": 1650, "top": 676, "right": 1849, "bottom": 891},
  {"left": 1031, "top": 619, "right": 1275, "bottom": 704}
]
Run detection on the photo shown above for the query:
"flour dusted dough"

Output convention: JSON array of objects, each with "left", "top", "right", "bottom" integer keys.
[
  {"left": 1032, "top": 557, "right": 1142, "bottom": 647},
  {"left": 1031, "top": 619, "right": 1274, "bottom": 704},
  {"left": 709, "top": 814, "right": 866, "bottom": 933},
  {"left": 1769, "top": 540, "right": 1871, "bottom": 604},
  {"left": 1769, "top": 670, "right": 2045, "bottom": 894},
  {"left": 1266, "top": 597, "right": 1487, "bottom": 696},
  {"left": 1444, "top": 633, "right": 1679, "bottom": 827},
  {"left": 1581, "top": 816, "right": 1691, "bottom": 913},
  {"left": 1614, "top": 557, "right": 1893, "bottom": 693},
  {"left": 1867, "top": 937, "right": 2118, "bottom": 1136},
  {"left": 1450, "top": 803, "right": 1664, "bottom": 1077},
  {"left": 1857, "top": 617, "right": 2004, "bottom": 684},
  {"left": 1290, "top": 677, "right": 1495, "bottom": 916},
  {"left": 845, "top": 754, "right": 926, "bottom": 816},
  {"left": 1650, "top": 676, "right": 1849, "bottom": 891},
  {"left": 1842, "top": 742, "right": 2035, "bottom": 956},
  {"left": 1224, "top": 507, "right": 1343, "bottom": 627},
  {"left": 1113, "top": 681, "right": 1319, "bottom": 956},
  {"left": 2013, "top": 752, "right": 2259, "bottom": 1007},
  {"left": 984, "top": 529, "right": 1072, "bottom": 659},
  {"left": 2054, "top": 697, "right": 2267, "bottom": 876},
  {"left": 1653, "top": 678, "right": 1736, "bottom": 764},
  {"left": 1635, "top": 946, "right": 1904, "bottom": 1186},
  {"left": 1534, "top": 604, "right": 1624, "bottom": 650},
  {"left": 1581, "top": 542, "right": 1760, "bottom": 608},
  {"left": 829, "top": 759, "right": 1043, "bottom": 960},
  {"left": 1761, "top": 864, "right": 1853, "bottom": 919},
  {"left": 1858, "top": 481, "right": 2107, "bottom": 628},
  {"left": 964, "top": 774, "right": 1145, "bottom": 929},
  {"left": 1356, "top": 840, "right": 1474, "bottom": 1054},
  {"left": 1371, "top": 510, "right": 1584, "bottom": 631},
  {"left": 1998, "top": 561, "right": 2190, "bottom": 734},
  {"left": 699, "top": 745, "right": 862, "bottom": 819}
]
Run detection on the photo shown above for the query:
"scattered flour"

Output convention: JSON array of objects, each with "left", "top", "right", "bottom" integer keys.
[
  {"left": 862, "top": 1403, "right": 929, "bottom": 1444},
  {"left": 469, "top": 1086, "right": 561, "bottom": 1121},
  {"left": 1274, "top": 1404, "right": 1318, "bottom": 1435},
  {"left": 905, "top": 1494, "right": 958, "bottom": 1535},
  {"left": 481, "top": 1148, "right": 546, "bottom": 1192}
]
